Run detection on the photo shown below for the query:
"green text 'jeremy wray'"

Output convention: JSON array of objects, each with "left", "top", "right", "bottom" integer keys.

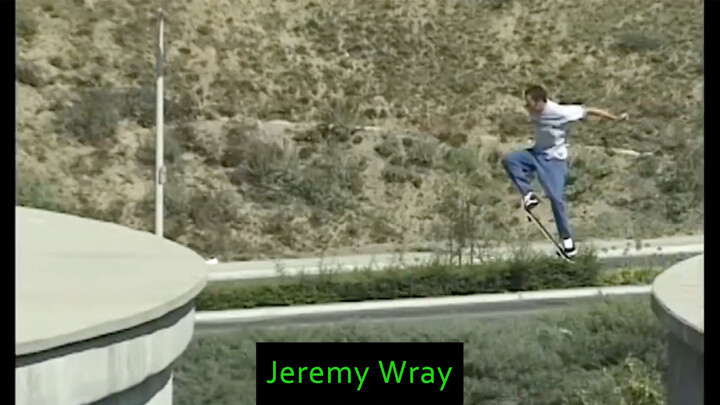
[{"left": 265, "top": 361, "right": 452, "bottom": 391}]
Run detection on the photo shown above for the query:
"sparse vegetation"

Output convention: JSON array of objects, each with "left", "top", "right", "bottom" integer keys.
[
  {"left": 58, "top": 89, "right": 121, "bottom": 145},
  {"left": 175, "top": 297, "right": 666, "bottom": 405},
  {"left": 16, "top": 0, "right": 703, "bottom": 260},
  {"left": 16, "top": 178, "right": 63, "bottom": 212}
]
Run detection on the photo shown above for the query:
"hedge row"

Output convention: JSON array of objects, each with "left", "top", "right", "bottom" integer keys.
[{"left": 196, "top": 251, "right": 661, "bottom": 311}]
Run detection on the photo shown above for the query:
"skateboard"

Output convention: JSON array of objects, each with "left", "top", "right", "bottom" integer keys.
[{"left": 525, "top": 208, "right": 574, "bottom": 262}]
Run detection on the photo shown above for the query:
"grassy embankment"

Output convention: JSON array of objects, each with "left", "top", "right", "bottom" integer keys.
[{"left": 17, "top": 0, "right": 702, "bottom": 260}]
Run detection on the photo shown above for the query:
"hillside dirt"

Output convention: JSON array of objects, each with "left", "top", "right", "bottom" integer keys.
[{"left": 16, "top": 0, "right": 703, "bottom": 260}]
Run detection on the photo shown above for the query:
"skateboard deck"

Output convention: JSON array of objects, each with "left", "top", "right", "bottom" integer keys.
[{"left": 525, "top": 209, "right": 574, "bottom": 262}]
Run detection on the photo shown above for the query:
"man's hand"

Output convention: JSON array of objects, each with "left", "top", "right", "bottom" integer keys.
[{"left": 586, "top": 107, "right": 628, "bottom": 121}]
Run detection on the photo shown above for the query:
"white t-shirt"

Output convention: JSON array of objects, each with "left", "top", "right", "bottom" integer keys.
[{"left": 530, "top": 100, "right": 586, "bottom": 160}]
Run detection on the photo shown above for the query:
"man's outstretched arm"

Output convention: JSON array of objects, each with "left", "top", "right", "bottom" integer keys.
[{"left": 585, "top": 107, "right": 628, "bottom": 121}]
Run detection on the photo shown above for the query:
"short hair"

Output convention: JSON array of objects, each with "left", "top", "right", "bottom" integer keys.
[{"left": 524, "top": 85, "right": 548, "bottom": 102}]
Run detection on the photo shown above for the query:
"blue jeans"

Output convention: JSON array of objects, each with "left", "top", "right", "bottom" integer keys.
[{"left": 502, "top": 149, "right": 572, "bottom": 240}]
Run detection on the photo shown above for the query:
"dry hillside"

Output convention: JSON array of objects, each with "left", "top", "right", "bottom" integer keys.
[{"left": 16, "top": 0, "right": 703, "bottom": 260}]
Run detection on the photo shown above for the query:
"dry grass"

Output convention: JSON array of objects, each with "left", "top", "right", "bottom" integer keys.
[{"left": 16, "top": 0, "right": 703, "bottom": 260}]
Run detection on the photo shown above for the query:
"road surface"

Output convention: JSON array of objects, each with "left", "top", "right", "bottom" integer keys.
[
  {"left": 194, "top": 286, "right": 650, "bottom": 335},
  {"left": 205, "top": 235, "right": 704, "bottom": 281},
  {"left": 194, "top": 285, "right": 651, "bottom": 334}
]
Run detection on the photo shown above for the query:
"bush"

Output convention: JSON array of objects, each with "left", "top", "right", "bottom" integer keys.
[
  {"left": 135, "top": 133, "right": 183, "bottom": 166},
  {"left": 374, "top": 135, "right": 402, "bottom": 158},
  {"left": 114, "top": 87, "right": 199, "bottom": 128},
  {"left": 614, "top": 32, "right": 662, "bottom": 54},
  {"left": 597, "top": 267, "right": 661, "bottom": 286},
  {"left": 16, "top": 178, "right": 63, "bottom": 211},
  {"left": 116, "top": 87, "right": 156, "bottom": 128},
  {"left": 289, "top": 153, "right": 367, "bottom": 213},
  {"left": 381, "top": 166, "right": 421, "bottom": 188},
  {"left": 58, "top": 88, "right": 120, "bottom": 145},
  {"left": 442, "top": 148, "right": 480, "bottom": 175},
  {"left": 16, "top": 6, "right": 38, "bottom": 42},
  {"left": 405, "top": 138, "right": 438, "bottom": 168},
  {"left": 17, "top": 60, "right": 45, "bottom": 87},
  {"left": 225, "top": 128, "right": 366, "bottom": 214},
  {"left": 58, "top": 87, "right": 198, "bottom": 145},
  {"left": 175, "top": 298, "right": 665, "bottom": 405},
  {"left": 195, "top": 252, "right": 659, "bottom": 311}
]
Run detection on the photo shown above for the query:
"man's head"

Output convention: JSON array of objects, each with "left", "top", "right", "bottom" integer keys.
[{"left": 524, "top": 85, "right": 548, "bottom": 114}]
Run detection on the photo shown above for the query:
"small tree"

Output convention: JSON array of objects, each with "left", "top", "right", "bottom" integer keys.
[{"left": 435, "top": 175, "right": 489, "bottom": 266}]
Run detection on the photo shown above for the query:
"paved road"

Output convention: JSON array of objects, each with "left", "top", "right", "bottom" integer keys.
[
  {"left": 206, "top": 235, "right": 703, "bottom": 281},
  {"left": 195, "top": 304, "right": 571, "bottom": 336},
  {"left": 194, "top": 290, "right": 648, "bottom": 336}
]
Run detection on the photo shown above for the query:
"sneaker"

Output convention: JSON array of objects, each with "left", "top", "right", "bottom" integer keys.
[
  {"left": 522, "top": 192, "right": 540, "bottom": 211},
  {"left": 562, "top": 238, "right": 577, "bottom": 258}
]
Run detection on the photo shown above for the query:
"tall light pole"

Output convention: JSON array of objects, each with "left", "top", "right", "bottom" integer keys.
[{"left": 155, "top": 8, "right": 166, "bottom": 237}]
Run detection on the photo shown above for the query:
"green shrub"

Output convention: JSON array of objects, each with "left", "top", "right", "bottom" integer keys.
[
  {"left": 16, "top": 178, "right": 63, "bottom": 211},
  {"left": 115, "top": 87, "right": 156, "bottom": 128},
  {"left": 614, "top": 32, "right": 662, "bottom": 54},
  {"left": 195, "top": 252, "right": 663, "bottom": 311},
  {"left": 175, "top": 298, "right": 665, "bottom": 405},
  {"left": 442, "top": 148, "right": 480, "bottom": 175},
  {"left": 197, "top": 252, "right": 662, "bottom": 311},
  {"left": 374, "top": 135, "right": 401, "bottom": 158},
  {"left": 288, "top": 153, "right": 367, "bottom": 213},
  {"left": 135, "top": 133, "right": 183, "bottom": 166},
  {"left": 226, "top": 135, "right": 365, "bottom": 213},
  {"left": 225, "top": 137, "right": 300, "bottom": 190},
  {"left": 114, "top": 87, "right": 198, "bottom": 128},
  {"left": 405, "top": 138, "right": 438, "bottom": 168},
  {"left": 16, "top": 7, "right": 38, "bottom": 42},
  {"left": 598, "top": 268, "right": 661, "bottom": 286},
  {"left": 381, "top": 166, "right": 420, "bottom": 187},
  {"left": 317, "top": 100, "right": 363, "bottom": 139},
  {"left": 17, "top": 60, "right": 45, "bottom": 87},
  {"left": 58, "top": 88, "right": 120, "bottom": 145}
]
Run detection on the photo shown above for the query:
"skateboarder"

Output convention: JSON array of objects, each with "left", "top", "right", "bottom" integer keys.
[{"left": 502, "top": 85, "right": 628, "bottom": 258}]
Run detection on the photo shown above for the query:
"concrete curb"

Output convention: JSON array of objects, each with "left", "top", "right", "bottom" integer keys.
[
  {"left": 194, "top": 285, "right": 651, "bottom": 326},
  {"left": 206, "top": 243, "right": 704, "bottom": 282}
]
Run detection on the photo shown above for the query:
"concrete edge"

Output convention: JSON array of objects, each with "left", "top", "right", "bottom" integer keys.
[
  {"left": 651, "top": 294, "right": 704, "bottom": 354},
  {"left": 16, "top": 207, "right": 210, "bottom": 356},
  {"left": 90, "top": 368, "right": 173, "bottom": 405},
  {"left": 16, "top": 278, "right": 206, "bottom": 356},
  {"left": 651, "top": 256, "right": 704, "bottom": 354},
  {"left": 194, "top": 285, "right": 651, "bottom": 325},
  {"left": 15, "top": 303, "right": 195, "bottom": 405}
]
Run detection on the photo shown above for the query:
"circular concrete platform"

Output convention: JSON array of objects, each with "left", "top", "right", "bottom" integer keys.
[
  {"left": 16, "top": 207, "right": 207, "bottom": 405},
  {"left": 651, "top": 254, "right": 704, "bottom": 405},
  {"left": 652, "top": 254, "right": 704, "bottom": 353}
]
